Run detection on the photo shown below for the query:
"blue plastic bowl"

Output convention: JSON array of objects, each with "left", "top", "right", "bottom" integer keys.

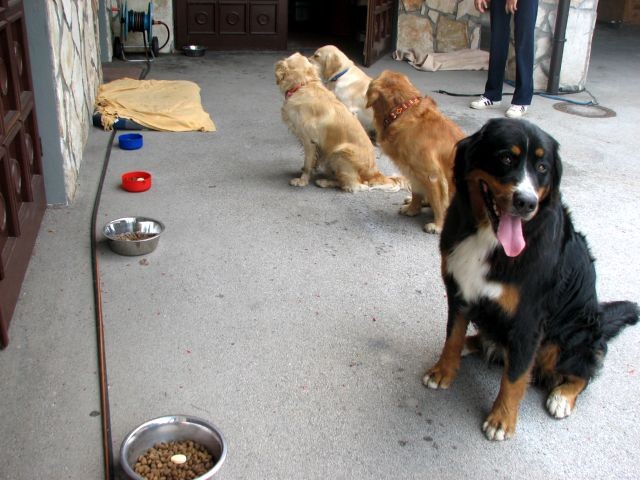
[{"left": 118, "top": 133, "right": 143, "bottom": 150}]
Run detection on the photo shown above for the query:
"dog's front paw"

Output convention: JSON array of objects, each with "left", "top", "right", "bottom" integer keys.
[
  {"left": 423, "top": 222, "right": 442, "bottom": 234},
  {"left": 546, "top": 389, "right": 574, "bottom": 419},
  {"left": 403, "top": 196, "right": 429, "bottom": 207},
  {"left": 399, "top": 203, "right": 421, "bottom": 217},
  {"left": 422, "top": 364, "right": 457, "bottom": 390},
  {"left": 290, "top": 177, "right": 308, "bottom": 187},
  {"left": 482, "top": 411, "right": 517, "bottom": 441}
]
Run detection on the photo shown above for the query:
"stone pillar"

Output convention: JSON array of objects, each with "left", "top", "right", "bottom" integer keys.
[{"left": 511, "top": 0, "right": 600, "bottom": 92}]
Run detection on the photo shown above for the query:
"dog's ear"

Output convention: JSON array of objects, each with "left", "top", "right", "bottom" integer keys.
[
  {"left": 274, "top": 61, "right": 287, "bottom": 84},
  {"left": 325, "top": 51, "right": 342, "bottom": 79},
  {"left": 365, "top": 81, "right": 378, "bottom": 108},
  {"left": 548, "top": 134, "right": 563, "bottom": 190},
  {"left": 453, "top": 127, "right": 485, "bottom": 195},
  {"left": 453, "top": 135, "right": 472, "bottom": 193}
]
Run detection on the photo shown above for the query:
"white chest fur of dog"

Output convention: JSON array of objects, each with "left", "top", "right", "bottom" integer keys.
[
  {"left": 446, "top": 225, "right": 503, "bottom": 303},
  {"left": 328, "top": 68, "right": 374, "bottom": 134},
  {"left": 309, "top": 45, "right": 375, "bottom": 135}
]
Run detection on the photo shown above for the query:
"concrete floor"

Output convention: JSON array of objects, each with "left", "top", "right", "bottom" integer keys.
[{"left": 1, "top": 24, "right": 639, "bottom": 480}]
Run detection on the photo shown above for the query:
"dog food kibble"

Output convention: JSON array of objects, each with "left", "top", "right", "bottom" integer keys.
[
  {"left": 113, "top": 232, "right": 155, "bottom": 241},
  {"left": 132, "top": 440, "right": 215, "bottom": 480}
]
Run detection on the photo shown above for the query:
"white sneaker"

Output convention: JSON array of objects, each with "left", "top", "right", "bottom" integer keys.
[
  {"left": 470, "top": 96, "right": 502, "bottom": 109},
  {"left": 505, "top": 105, "right": 529, "bottom": 118}
]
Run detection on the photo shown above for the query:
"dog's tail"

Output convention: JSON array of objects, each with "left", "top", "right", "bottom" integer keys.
[
  {"left": 599, "top": 301, "right": 639, "bottom": 342},
  {"left": 366, "top": 172, "right": 410, "bottom": 192}
]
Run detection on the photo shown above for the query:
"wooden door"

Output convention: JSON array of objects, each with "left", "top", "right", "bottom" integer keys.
[
  {"left": 0, "top": 0, "right": 46, "bottom": 348},
  {"left": 363, "top": 0, "right": 396, "bottom": 67},
  {"left": 174, "top": 0, "right": 288, "bottom": 50}
]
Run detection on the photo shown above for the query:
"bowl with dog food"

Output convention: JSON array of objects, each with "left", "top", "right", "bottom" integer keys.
[
  {"left": 122, "top": 171, "right": 152, "bottom": 192},
  {"left": 103, "top": 216, "right": 164, "bottom": 256},
  {"left": 182, "top": 45, "right": 206, "bottom": 57},
  {"left": 118, "top": 133, "right": 143, "bottom": 150},
  {"left": 120, "top": 414, "right": 227, "bottom": 480}
]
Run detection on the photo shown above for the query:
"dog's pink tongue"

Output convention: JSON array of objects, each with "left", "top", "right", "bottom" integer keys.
[{"left": 497, "top": 214, "right": 526, "bottom": 257}]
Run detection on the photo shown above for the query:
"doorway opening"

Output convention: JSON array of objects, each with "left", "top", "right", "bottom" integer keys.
[{"left": 287, "top": 0, "right": 368, "bottom": 64}]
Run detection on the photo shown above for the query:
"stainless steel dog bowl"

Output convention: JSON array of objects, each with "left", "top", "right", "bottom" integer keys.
[
  {"left": 120, "top": 415, "right": 227, "bottom": 479},
  {"left": 103, "top": 217, "right": 164, "bottom": 256},
  {"left": 182, "top": 45, "right": 206, "bottom": 57}
]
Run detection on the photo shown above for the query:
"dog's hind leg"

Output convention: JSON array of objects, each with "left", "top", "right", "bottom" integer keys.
[
  {"left": 315, "top": 178, "right": 341, "bottom": 188},
  {"left": 366, "top": 172, "right": 409, "bottom": 192},
  {"left": 327, "top": 148, "right": 369, "bottom": 192},
  {"left": 320, "top": 167, "right": 367, "bottom": 192},
  {"left": 545, "top": 375, "right": 587, "bottom": 419}
]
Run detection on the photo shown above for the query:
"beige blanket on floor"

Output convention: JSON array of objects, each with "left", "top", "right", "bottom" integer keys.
[
  {"left": 393, "top": 48, "right": 489, "bottom": 72},
  {"left": 95, "top": 78, "right": 216, "bottom": 132}
]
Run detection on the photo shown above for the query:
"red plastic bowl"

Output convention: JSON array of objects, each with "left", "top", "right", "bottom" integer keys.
[{"left": 121, "top": 171, "right": 152, "bottom": 192}]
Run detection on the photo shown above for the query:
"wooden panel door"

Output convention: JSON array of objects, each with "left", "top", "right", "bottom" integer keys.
[
  {"left": 175, "top": 0, "right": 288, "bottom": 50},
  {"left": 363, "top": 0, "right": 396, "bottom": 67},
  {"left": 0, "top": 0, "right": 46, "bottom": 348}
]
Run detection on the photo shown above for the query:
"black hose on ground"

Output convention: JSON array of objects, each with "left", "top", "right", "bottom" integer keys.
[
  {"left": 92, "top": 63, "right": 150, "bottom": 480},
  {"left": 91, "top": 128, "right": 116, "bottom": 480}
]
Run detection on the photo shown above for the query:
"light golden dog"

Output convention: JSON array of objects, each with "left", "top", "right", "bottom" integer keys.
[
  {"left": 309, "top": 45, "right": 375, "bottom": 135},
  {"left": 366, "top": 70, "right": 465, "bottom": 233},
  {"left": 275, "top": 53, "right": 406, "bottom": 192}
]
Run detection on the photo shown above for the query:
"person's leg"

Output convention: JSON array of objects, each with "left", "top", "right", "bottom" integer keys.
[
  {"left": 512, "top": 0, "right": 538, "bottom": 106},
  {"left": 484, "top": 0, "right": 511, "bottom": 102}
]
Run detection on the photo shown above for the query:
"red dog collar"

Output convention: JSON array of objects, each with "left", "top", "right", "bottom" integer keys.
[
  {"left": 285, "top": 84, "right": 303, "bottom": 99},
  {"left": 383, "top": 97, "right": 422, "bottom": 127}
]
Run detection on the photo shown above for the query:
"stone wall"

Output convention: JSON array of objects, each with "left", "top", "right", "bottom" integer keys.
[
  {"left": 46, "top": 0, "right": 102, "bottom": 203},
  {"left": 396, "top": 0, "right": 483, "bottom": 59},
  {"left": 395, "top": 0, "right": 599, "bottom": 91}
]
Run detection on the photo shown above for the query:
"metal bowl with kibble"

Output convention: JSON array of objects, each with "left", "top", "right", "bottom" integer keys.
[
  {"left": 103, "top": 217, "right": 164, "bottom": 256},
  {"left": 120, "top": 415, "right": 227, "bottom": 479}
]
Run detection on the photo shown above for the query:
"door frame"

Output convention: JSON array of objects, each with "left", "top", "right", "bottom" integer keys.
[{"left": 363, "top": 0, "right": 398, "bottom": 67}]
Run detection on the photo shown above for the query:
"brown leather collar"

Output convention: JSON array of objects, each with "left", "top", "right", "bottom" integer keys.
[
  {"left": 285, "top": 83, "right": 303, "bottom": 99},
  {"left": 383, "top": 97, "right": 421, "bottom": 127}
]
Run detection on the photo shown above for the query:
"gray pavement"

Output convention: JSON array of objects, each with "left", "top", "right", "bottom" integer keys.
[{"left": 1, "top": 24, "right": 639, "bottom": 480}]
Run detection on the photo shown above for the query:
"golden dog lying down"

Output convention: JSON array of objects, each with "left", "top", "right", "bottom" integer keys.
[
  {"left": 275, "top": 53, "right": 406, "bottom": 192},
  {"left": 309, "top": 45, "right": 375, "bottom": 136},
  {"left": 367, "top": 70, "right": 465, "bottom": 233}
]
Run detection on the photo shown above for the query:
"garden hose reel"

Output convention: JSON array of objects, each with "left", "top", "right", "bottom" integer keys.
[{"left": 112, "top": 1, "right": 161, "bottom": 62}]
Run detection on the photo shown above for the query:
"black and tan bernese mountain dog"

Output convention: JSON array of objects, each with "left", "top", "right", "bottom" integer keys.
[{"left": 423, "top": 118, "right": 638, "bottom": 441}]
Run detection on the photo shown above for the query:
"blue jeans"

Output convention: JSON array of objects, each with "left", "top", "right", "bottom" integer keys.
[{"left": 484, "top": 0, "right": 538, "bottom": 106}]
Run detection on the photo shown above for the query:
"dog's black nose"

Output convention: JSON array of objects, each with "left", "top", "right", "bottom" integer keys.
[{"left": 513, "top": 190, "right": 538, "bottom": 216}]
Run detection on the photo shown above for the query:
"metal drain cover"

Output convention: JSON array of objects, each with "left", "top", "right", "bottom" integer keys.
[{"left": 552, "top": 102, "right": 616, "bottom": 118}]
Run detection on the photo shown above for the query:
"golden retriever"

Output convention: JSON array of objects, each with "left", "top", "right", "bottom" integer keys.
[
  {"left": 309, "top": 45, "right": 375, "bottom": 135},
  {"left": 366, "top": 70, "right": 465, "bottom": 233},
  {"left": 275, "top": 53, "right": 407, "bottom": 192}
]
